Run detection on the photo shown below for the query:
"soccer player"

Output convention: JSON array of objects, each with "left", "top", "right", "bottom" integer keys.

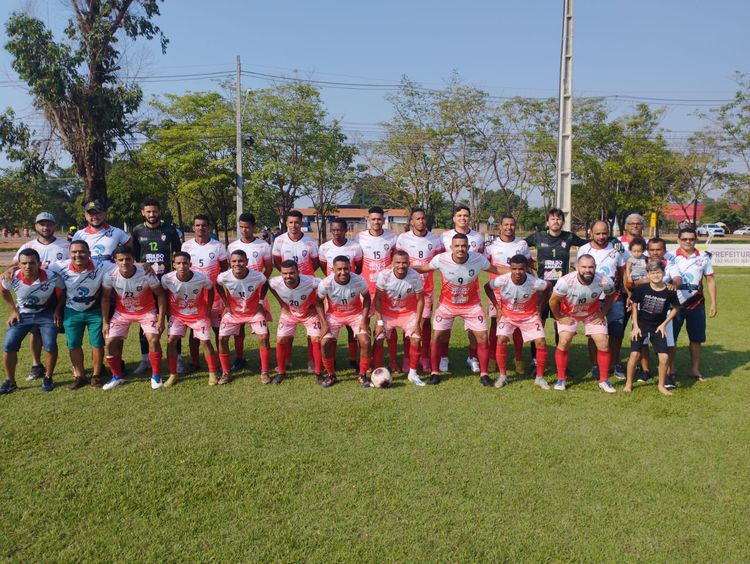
[
  {"left": 1, "top": 249, "right": 63, "bottom": 394},
  {"left": 395, "top": 208, "right": 443, "bottom": 372},
  {"left": 268, "top": 260, "right": 327, "bottom": 385},
  {"left": 576, "top": 221, "right": 627, "bottom": 380},
  {"left": 72, "top": 199, "right": 131, "bottom": 265},
  {"left": 216, "top": 250, "right": 270, "bottom": 384},
  {"left": 161, "top": 252, "right": 218, "bottom": 387},
  {"left": 131, "top": 199, "right": 183, "bottom": 375},
  {"left": 319, "top": 218, "right": 364, "bottom": 370},
  {"left": 624, "top": 260, "right": 680, "bottom": 396},
  {"left": 484, "top": 254, "right": 549, "bottom": 390},
  {"left": 413, "top": 233, "right": 504, "bottom": 386},
  {"left": 318, "top": 256, "right": 372, "bottom": 388},
  {"left": 101, "top": 247, "right": 167, "bottom": 390},
  {"left": 3, "top": 212, "right": 69, "bottom": 382},
  {"left": 227, "top": 212, "right": 273, "bottom": 372},
  {"left": 548, "top": 254, "right": 617, "bottom": 393},
  {"left": 373, "top": 250, "right": 425, "bottom": 386},
  {"left": 484, "top": 214, "right": 531, "bottom": 375},
  {"left": 182, "top": 214, "right": 228, "bottom": 369},
  {"left": 667, "top": 227, "right": 717, "bottom": 384},
  {"left": 440, "top": 205, "right": 486, "bottom": 373},
  {"left": 49, "top": 240, "right": 111, "bottom": 389}
]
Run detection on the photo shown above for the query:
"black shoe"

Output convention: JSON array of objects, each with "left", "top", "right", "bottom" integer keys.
[
  {"left": 636, "top": 371, "right": 653, "bottom": 384},
  {"left": 479, "top": 375, "right": 494, "bottom": 387},
  {"left": 230, "top": 358, "right": 247, "bottom": 372},
  {"left": 427, "top": 374, "right": 440, "bottom": 385},
  {"left": 41, "top": 377, "right": 54, "bottom": 392},
  {"left": 271, "top": 373, "right": 285, "bottom": 385},
  {"left": 349, "top": 360, "right": 360, "bottom": 372},
  {"left": 0, "top": 379, "right": 18, "bottom": 395},
  {"left": 358, "top": 374, "right": 371, "bottom": 388},
  {"left": 664, "top": 374, "right": 677, "bottom": 389},
  {"left": 315, "top": 373, "right": 324, "bottom": 385},
  {"left": 322, "top": 375, "right": 337, "bottom": 388}
]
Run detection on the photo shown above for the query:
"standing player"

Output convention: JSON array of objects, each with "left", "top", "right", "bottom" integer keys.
[
  {"left": 131, "top": 199, "right": 183, "bottom": 375},
  {"left": 484, "top": 214, "right": 531, "bottom": 375},
  {"left": 548, "top": 255, "right": 617, "bottom": 393},
  {"left": 395, "top": 208, "right": 443, "bottom": 372},
  {"left": 318, "top": 256, "right": 372, "bottom": 388},
  {"left": 101, "top": 247, "right": 167, "bottom": 390},
  {"left": 484, "top": 254, "right": 549, "bottom": 390},
  {"left": 268, "top": 261, "right": 327, "bottom": 385},
  {"left": 319, "top": 218, "right": 364, "bottom": 370},
  {"left": 72, "top": 199, "right": 131, "bottom": 265},
  {"left": 182, "top": 215, "right": 228, "bottom": 370},
  {"left": 440, "top": 205, "right": 486, "bottom": 373},
  {"left": 227, "top": 212, "right": 273, "bottom": 372},
  {"left": 373, "top": 250, "right": 425, "bottom": 386},
  {"left": 161, "top": 252, "right": 218, "bottom": 387},
  {"left": 216, "top": 250, "right": 270, "bottom": 384}
]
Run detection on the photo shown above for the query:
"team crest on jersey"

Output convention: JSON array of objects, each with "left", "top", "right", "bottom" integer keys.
[
  {"left": 209, "top": 252, "right": 216, "bottom": 259},
  {"left": 302, "top": 250, "right": 308, "bottom": 257},
  {"left": 591, "top": 292, "right": 599, "bottom": 299},
  {"left": 301, "top": 294, "right": 307, "bottom": 300},
  {"left": 435, "top": 314, "right": 442, "bottom": 322},
  {"left": 561, "top": 242, "right": 567, "bottom": 248},
  {"left": 56, "top": 253, "right": 63, "bottom": 260},
  {"left": 350, "top": 292, "right": 356, "bottom": 298},
  {"left": 193, "top": 289, "right": 199, "bottom": 294},
  {"left": 161, "top": 234, "right": 167, "bottom": 241},
  {"left": 427, "top": 244, "right": 433, "bottom": 250},
  {"left": 136, "top": 285, "right": 143, "bottom": 291},
  {"left": 384, "top": 244, "right": 390, "bottom": 251},
  {"left": 406, "top": 287, "right": 413, "bottom": 294},
  {"left": 469, "top": 269, "right": 475, "bottom": 277},
  {"left": 253, "top": 251, "right": 259, "bottom": 258}
]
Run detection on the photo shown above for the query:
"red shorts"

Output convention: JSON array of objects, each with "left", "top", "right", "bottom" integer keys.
[
  {"left": 108, "top": 310, "right": 158, "bottom": 339},
  {"left": 496, "top": 315, "right": 545, "bottom": 342},
  {"left": 324, "top": 312, "right": 368, "bottom": 340},
  {"left": 379, "top": 313, "right": 420, "bottom": 339},
  {"left": 219, "top": 311, "right": 269, "bottom": 337},
  {"left": 557, "top": 313, "right": 608, "bottom": 336},
  {"left": 432, "top": 302, "right": 487, "bottom": 332},
  {"left": 276, "top": 312, "right": 322, "bottom": 338},
  {"left": 168, "top": 315, "right": 213, "bottom": 340}
]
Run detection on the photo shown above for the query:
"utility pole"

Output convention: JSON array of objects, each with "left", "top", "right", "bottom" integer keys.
[
  {"left": 235, "top": 55, "right": 243, "bottom": 234},
  {"left": 555, "top": 0, "right": 574, "bottom": 230}
]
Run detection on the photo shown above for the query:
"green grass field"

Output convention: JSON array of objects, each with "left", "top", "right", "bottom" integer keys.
[{"left": 1, "top": 269, "right": 748, "bottom": 561}]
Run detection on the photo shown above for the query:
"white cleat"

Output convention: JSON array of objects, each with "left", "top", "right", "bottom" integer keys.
[
  {"left": 467, "top": 357, "right": 480, "bottom": 374},
  {"left": 494, "top": 375, "right": 509, "bottom": 389},
  {"left": 133, "top": 359, "right": 150, "bottom": 375},
  {"left": 151, "top": 375, "right": 163, "bottom": 389},
  {"left": 534, "top": 377, "right": 550, "bottom": 390},
  {"left": 554, "top": 379, "right": 566, "bottom": 391},
  {"left": 408, "top": 371, "right": 426, "bottom": 387},
  {"left": 598, "top": 380, "right": 617, "bottom": 394},
  {"left": 103, "top": 376, "right": 124, "bottom": 391},
  {"left": 439, "top": 357, "right": 449, "bottom": 372}
]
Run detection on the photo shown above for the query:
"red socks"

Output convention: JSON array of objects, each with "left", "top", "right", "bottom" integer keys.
[
  {"left": 167, "top": 354, "right": 178, "bottom": 375},
  {"left": 189, "top": 338, "right": 200, "bottom": 365},
  {"left": 421, "top": 319, "right": 431, "bottom": 363},
  {"left": 555, "top": 349, "right": 569, "bottom": 380},
  {"left": 373, "top": 339, "right": 385, "bottom": 368},
  {"left": 205, "top": 353, "right": 217, "bottom": 374},
  {"left": 477, "top": 342, "right": 489, "bottom": 375},
  {"left": 348, "top": 341, "right": 358, "bottom": 362},
  {"left": 259, "top": 346, "right": 271, "bottom": 373},
  {"left": 359, "top": 353, "right": 370, "bottom": 376},
  {"left": 234, "top": 334, "right": 245, "bottom": 361},
  {"left": 430, "top": 342, "right": 442, "bottom": 374},
  {"left": 536, "top": 345, "right": 547, "bottom": 377},
  {"left": 311, "top": 340, "right": 322, "bottom": 374},
  {"left": 387, "top": 332, "right": 398, "bottom": 369},
  {"left": 219, "top": 353, "right": 232, "bottom": 374},
  {"left": 276, "top": 342, "right": 288, "bottom": 374},
  {"left": 495, "top": 342, "right": 507, "bottom": 374},
  {"left": 597, "top": 350, "right": 611, "bottom": 382},
  {"left": 489, "top": 320, "right": 498, "bottom": 360},
  {"left": 106, "top": 355, "right": 123, "bottom": 378},
  {"left": 409, "top": 338, "right": 420, "bottom": 370},
  {"left": 512, "top": 329, "right": 523, "bottom": 361},
  {"left": 322, "top": 343, "right": 336, "bottom": 376},
  {"left": 148, "top": 351, "right": 162, "bottom": 376}
]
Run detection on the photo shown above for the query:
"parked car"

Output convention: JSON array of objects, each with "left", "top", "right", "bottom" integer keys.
[
  {"left": 732, "top": 226, "right": 750, "bottom": 235},
  {"left": 696, "top": 223, "right": 725, "bottom": 237}
]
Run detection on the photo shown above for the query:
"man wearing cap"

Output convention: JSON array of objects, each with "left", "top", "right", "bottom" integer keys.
[
  {"left": 72, "top": 199, "right": 131, "bottom": 265},
  {"left": 2, "top": 212, "right": 69, "bottom": 381}
]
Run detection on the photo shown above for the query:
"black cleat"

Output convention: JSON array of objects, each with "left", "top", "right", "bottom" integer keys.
[
  {"left": 321, "top": 375, "right": 337, "bottom": 388},
  {"left": 427, "top": 374, "right": 441, "bottom": 385},
  {"left": 314, "top": 373, "right": 324, "bottom": 385},
  {"left": 358, "top": 374, "right": 371, "bottom": 388},
  {"left": 271, "top": 373, "right": 285, "bottom": 385},
  {"left": 479, "top": 375, "right": 494, "bottom": 387}
]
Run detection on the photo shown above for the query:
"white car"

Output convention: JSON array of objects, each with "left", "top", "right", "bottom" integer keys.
[
  {"left": 696, "top": 223, "right": 725, "bottom": 237},
  {"left": 732, "top": 226, "right": 750, "bottom": 235}
]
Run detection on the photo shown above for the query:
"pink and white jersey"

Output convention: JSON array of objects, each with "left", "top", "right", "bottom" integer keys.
[
  {"left": 216, "top": 269, "right": 266, "bottom": 315},
  {"left": 576, "top": 242, "right": 627, "bottom": 286},
  {"left": 269, "top": 274, "right": 320, "bottom": 319},
  {"left": 441, "top": 229, "right": 485, "bottom": 254},
  {"left": 227, "top": 238, "right": 272, "bottom": 273},
  {"left": 485, "top": 237, "right": 531, "bottom": 272},
  {"left": 317, "top": 273, "right": 369, "bottom": 318},
  {"left": 161, "top": 270, "right": 212, "bottom": 321},
  {"left": 396, "top": 231, "right": 443, "bottom": 295},
  {"left": 489, "top": 272, "right": 547, "bottom": 320},
  {"left": 356, "top": 230, "right": 398, "bottom": 291},
  {"left": 667, "top": 249, "right": 714, "bottom": 306},
  {"left": 1, "top": 270, "right": 63, "bottom": 313},
  {"left": 48, "top": 260, "right": 113, "bottom": 312},
  {"left": 429, "top": 251, "right": 491, "bottom": 308},
  {"left": 319, "top": 239, "right": 363, "bottom": 274},
  {"left": 14, "top": 238, "right": 70, "bottom": 268},
  {"left": 72, "top": 224, "right": 130, "bottom": 265},
  {"left": 102, "top": 266, "right": 160, "bottom": 315},
  {"left": 376, "top": 267, "right": 424, "bottom": 317},
  {"left": 182, "top": 238, "right": 228, "bottom": 282},
  {"left": 552, "top": 272, "right": 615, "bottom": 318},
  {"left": 272, "top": 233, "right": 318, "bottom": 275}
]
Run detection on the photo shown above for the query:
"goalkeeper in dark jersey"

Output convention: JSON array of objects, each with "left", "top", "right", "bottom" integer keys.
[{"left": 132, "top": 199, "right": 183, "bottom": 375}]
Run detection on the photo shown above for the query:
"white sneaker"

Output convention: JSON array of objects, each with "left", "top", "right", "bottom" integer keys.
[
  {"left": 494, "top": 375, "right": 509, "bottom": 388},
  {"left": 598, "top": 380, "right": 617, "bottom": 394},
  {"left": 176, "top": 356, "right": 186, "bottom": 374},
  {"left": 307, "top": 360, "right": 316, "bottom": 374},
  {"left": 439, "top": 357, "right": 449, "bottom": 372},
  {"left": 408, "top": 371, "right": 426, "bottom": 387},
  {"left": 151, "top": 375, "right": 163, "bottom": 389},
  {"left": 134, "top": 358, "right": 150, "bottom": 375},
  {"left": 25, "top": 364, "right": 45, "bottom": 381},
  {"left": 534, "top": 377, "right": 550, "bottom": 390},
  {"left": 554, "top": 379, "right": 566, "bottom": 391},
  {"left": 103, "top": 376, "right": 124, "bottom": 391},
  {"left": 467, "top": 357, "right": 480, "bottom": 374}
]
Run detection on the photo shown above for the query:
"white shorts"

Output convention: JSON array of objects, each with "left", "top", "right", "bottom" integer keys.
[
  {"left": 209, "top": 300, "right": 223, "bottom": 328},
  {"left": 276, "top": 312, "right": 322, "bottom": 338},
  {"left": 168, "top": 315, "right": 213, "bottom": 340},
  {"left": 422, "top": 291, "right": 434, "bottom": 319},
  {"left": 432, "top": 302, "right": 487, "bottom": 332},
  {"left": 379, "top": 313, "right": 421, "bottom": 340},
  {"left": 497, "top": 315, "right": 545, "bottom": 342},
  {"left": 219, "top": 311, "right": 269, "bottom": 337},
  {"left": 108, "top": 310, "right": 158, "bottom": 339},
  {"left": 324, "top": 312, "right": 368, "bottom": 341},
  {"left": 557, "top": 313, "right": 608, "bottom": 337}
]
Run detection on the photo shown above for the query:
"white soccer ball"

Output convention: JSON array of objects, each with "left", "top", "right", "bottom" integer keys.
[{"left": 370, "top": 367, "right": 392, "bottom": 388}]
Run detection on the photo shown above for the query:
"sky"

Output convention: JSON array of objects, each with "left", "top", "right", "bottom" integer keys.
[{"left": 1, "top": 0, "right": 749, "bottom": 165}]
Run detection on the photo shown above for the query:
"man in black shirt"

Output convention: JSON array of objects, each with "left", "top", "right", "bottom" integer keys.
[
  {"left": 624, "top": 260, "right": 680, "bottom": 396},
  {"left": 132, "top": 199, "right": 183, "bottom": 375}
]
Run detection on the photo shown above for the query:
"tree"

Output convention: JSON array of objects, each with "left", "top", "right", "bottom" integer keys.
[
  {"left": 4, "top": 1, "right": 167, "bottom": 203},
  {"left": 711, "top": 73, "right": 750, "bottom": 178},
  {"left": 0, "top": 171, "right": 43, "bottom": 230}
]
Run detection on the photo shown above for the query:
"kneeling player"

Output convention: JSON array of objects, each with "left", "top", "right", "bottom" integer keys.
[
  {"left": 374, "top": 250, "right": 425, "bottom": 386},
  {"left": 268, "top": 261, "right": 327, "bottom": 384},
  {"left": 484, "top": 254, "right": 549, "bottom": 389},
  {"left": 548, "top": 255, "right": 616, "bottom": 393},
  {"left": 318, "top": 256, "right": 371, "bottom": 387},
  {"left": 161, "top": 252, "right": 218, "bottom": 387},
  {"left": 101, "top": 246, "right": 167, "bottom": 390},
  {"left": 216, "top": 250, "right": 270, "bottom": 385}
]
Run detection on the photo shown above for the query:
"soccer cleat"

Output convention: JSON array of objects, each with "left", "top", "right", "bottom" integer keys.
[
  {"left": 467, "top": 357, "right": 480, "bottom": 374},
  {"left": 25, "top": 364, "right": 44, "bottom": 381},
  {"left": 218, "top": 374, "right": 231, "bottom": 385},
  {"left": 307, "top": 360, "right": 316, "bottom": 374},
  {"left": 176, "top": 356, "right": 187, "bottom": 374},
  {"left": 479, "top": 375, "right": 494, "bottom": 387},
  {"left": 271, "top": 373, "right": 285, "bottom": 385},
  {"left": 164, "top": 375, "right": 178, "bottom": 388},
  {"left": 408, "top": 372, "right": 426, "bottom": 387},
  {"left": 208, "top": 373, "right": 219, "bottom": 386},
  {"left": 534, "top": 377, "right": 550, "bottom": 390},
  {"left": 636, "top": 371, "right": 653, "bottom": 384},
  {"left": 427, "top": 374, "right": 441, "bottom": 385},
  {"left": 102, "top": 376, "right": 124, "bottom": 391},
  {"left": 439, "top": 357, "right": 449, "bottom": 372},
  {"left": 150, "top": 375, "right": 163, "bottom": 390},
  {"left": 358, "top": 374, "right": 371, "bottom": 388},
  {"left": 591, "top": 365, "right": 600, "bottom": 381},
  {"left": 134, "top": 358, "right": 150, "bottom": 375},
  {"left": 321, "top": 375, "right": 337, "bottom": 388},
  {"left": 665, "top": 374, "right": 677, "bottom": 389},
  {"left": 598, "top": 380, "right": 617, "bottom": 394},
  {"left": 611, "top": 363, "right": 626, "bottom": 380},
  {"left": 0, "top": 380, "right": 18, "bottom": 395},
  {"left": 314, "top": 374, "right": 325, "bottom": 385},
  {"left": 41, "top": 377, "right": 54, "bottom": 392},
  {"left": 514, "top": 358, "right": 525, "bottom": 375},
  {"left": 259, "top": 372, "right": 271, "bottom": 385},
  {"left": 494, "top": 375, "right": 509, "bottom": 389},
  {"left": 230, "top": 358, "right": 247, "bottom": 372},
  {"left": 554, "top": 379, "right": 566, "bottom": 391}
]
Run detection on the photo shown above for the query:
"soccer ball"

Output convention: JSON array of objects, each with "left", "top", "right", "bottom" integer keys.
[{"left": 370, "top": 367, "right": 392, "bottom": 388}]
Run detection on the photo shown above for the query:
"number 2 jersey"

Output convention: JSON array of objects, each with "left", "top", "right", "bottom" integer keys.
[
  {"left": 355, "top": 230, "right": 397, "bottom": 294},
  {"left": 488, "top": 272, "right": 547, "bottom": 320},
  {"left": 269, "top": 274, "right": 320, "bottom": 319},
  {"left": 551, "top": 271, "right": 615, "bottom": 318},
  {"left": 317, "top": 273, "right": 369, "bottom": 318},
  {"left": 102, "top": 266, "right": 160, "bottom": 315},
  {"left": 429, "top": 251, "right": 490, "bottom": 309}
]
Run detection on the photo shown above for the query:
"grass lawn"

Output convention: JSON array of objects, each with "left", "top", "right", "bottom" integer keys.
[{"left": 1, "top": 268, "right": 748, "bottom": 561}]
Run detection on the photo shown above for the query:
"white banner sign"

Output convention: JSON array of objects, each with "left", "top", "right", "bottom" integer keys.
[{"left": 666, "top": 244, "right": 750, "bottom": 267}]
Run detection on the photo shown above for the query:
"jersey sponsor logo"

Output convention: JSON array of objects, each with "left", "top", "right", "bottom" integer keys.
[{"left": 93, "top": 244, "right": 105, "bottom": 255}]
